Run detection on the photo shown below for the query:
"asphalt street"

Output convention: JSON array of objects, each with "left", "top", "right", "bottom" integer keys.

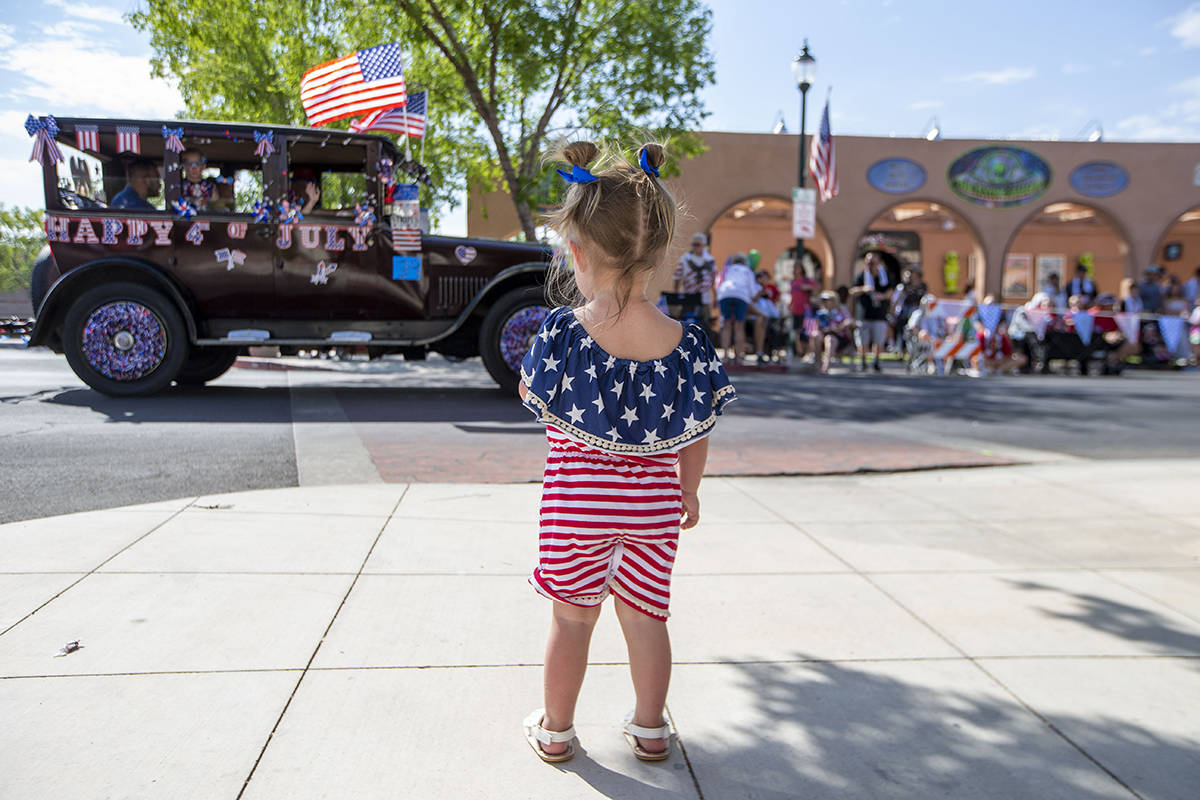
[{"left": 1, "top": 342, "right": 1197, "bottom": 523}]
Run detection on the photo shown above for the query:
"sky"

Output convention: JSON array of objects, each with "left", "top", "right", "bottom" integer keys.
[{"left": 2, "top": 0, "right": 1199, "bottom": 234}]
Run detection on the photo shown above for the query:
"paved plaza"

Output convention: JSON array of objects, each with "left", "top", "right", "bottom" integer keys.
[{"left": 3, "top": 459, "right": 1199, "bottom": 798}]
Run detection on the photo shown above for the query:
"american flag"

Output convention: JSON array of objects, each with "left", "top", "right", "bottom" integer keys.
[
  {"left": 301, "top": 43, "right": 407, "bottom": 127},
  {"left": 808, "top": 98, "right": 837, "bottom": 201},
  {"left": 75, "top": 125, "right": 99, "bottom": 152},
  {"left": 116, "top": 126, "right": 141, "bottom": 154},
  {"left": 349, "top": 90, "right": 427, "bottom": 137},
  {"left": 392, "top": 227, "right": 421, "bottom": 252}
]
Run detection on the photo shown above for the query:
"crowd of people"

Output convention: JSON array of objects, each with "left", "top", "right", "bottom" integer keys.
[{"left": 668, "top": 235, "right": 1200, "bottom": 376}]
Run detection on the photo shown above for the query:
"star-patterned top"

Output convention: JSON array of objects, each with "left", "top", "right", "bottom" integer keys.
[{"left": 521, "top": 306, "right": 737, "bottom": 455}]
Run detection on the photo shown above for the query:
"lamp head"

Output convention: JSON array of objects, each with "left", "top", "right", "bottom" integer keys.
[{"left": 791, "top": 40, "right": 816, "bottom": 91}]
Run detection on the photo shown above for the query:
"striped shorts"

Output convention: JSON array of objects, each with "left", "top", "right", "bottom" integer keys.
[{"left": 531, "top": 427, "right": 682, "bottom": 620}]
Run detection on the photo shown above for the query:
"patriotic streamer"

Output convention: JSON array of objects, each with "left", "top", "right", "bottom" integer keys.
[
  {"left": 1115, "top": 312, "right": 1141, "bottom": 344},
  {"left": 116, "top": 126, "right": 141, "bottom": 154},
  {"left": 977, "top": 303, "right": 1003, "bottom": 335},
  {"left": 254, "top": 130, "right": 275, "bottom": 158},
  {"left": 25, "top": 115, "right": 63, "bottom": 165},
  {"left": 76, "top": 125, "right": 99, "bottom": 153},
  {"left": 1157, "top": 315, "right": 1185, "bottom": 354},
  {"left": 1071, "top": 310, "right": 1094, "bottom": 346},
  {"left": 354, "top": 203, "right": 376, "bottom": 227},
  {"left": 162, "top": 125, "right": 185, "bottom": 153}
]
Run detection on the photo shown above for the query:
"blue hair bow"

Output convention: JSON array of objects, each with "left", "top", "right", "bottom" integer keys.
[
  {"left": 556, "top": 164, "right": 598, "bottom": 184},
  {"left": 638, "top": 148, "right": 660, "bottom": 178}
]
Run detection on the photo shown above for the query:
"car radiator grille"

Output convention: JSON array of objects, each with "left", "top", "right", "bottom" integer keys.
[{"left": 436, "top": 275, "right": 491, "bottom": 314}]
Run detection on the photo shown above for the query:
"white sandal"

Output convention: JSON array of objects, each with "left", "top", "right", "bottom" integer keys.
[
  {"left": 622, "top": 710, "right": 671, "bottom": 761},
  {"left": 523, "top": 709, "right": 576, "bottom": 763}
]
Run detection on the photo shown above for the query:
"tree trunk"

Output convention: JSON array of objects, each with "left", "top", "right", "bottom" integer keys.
[{"left": 513, "top": 197, "right": 538, "bottom": 242}]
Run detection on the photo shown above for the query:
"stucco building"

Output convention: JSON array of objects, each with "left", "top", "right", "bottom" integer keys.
[{"left": 470, "top": 132, "right": 1200, "bottom": 302}]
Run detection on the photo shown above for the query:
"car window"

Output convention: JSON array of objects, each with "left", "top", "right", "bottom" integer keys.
[
  {"left": 232, "top": 169, "right": 264, "bottom": 214},
  {"left": 55, "top": 144, "right": 108, "bottom": 209},
  {"left": 319, "top": 170, "right": 367, "bottom": 212}
]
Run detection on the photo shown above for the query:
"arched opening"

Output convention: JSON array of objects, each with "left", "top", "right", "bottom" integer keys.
[
  {"left": 1001, "top": 201, "right": 1131, "bottom": 304},
  {"left": 706, "top": 195, "right": 834, "bottom": 286},
  {"left": 1152, "top": 206, "right": 1200, "bottom": 285},
  {"left": 853, "top": 200, "right": 985, "bottom": 298}
]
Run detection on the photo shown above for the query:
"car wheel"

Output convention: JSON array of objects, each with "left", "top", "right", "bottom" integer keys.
[
  {"left": 479, "top": 285, "right": 549, "bottom": 394},
  {"left": 176, "top": 346, "right": 240, "bottom": 385},
  {"left": 62, "top": 282, "right": 188, "bottom": 397}
]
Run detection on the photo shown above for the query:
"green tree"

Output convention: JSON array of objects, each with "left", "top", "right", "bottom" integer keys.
[
  {"left": 129, "top": 0, "right": 714, "bottom": 240},
  {"left": 0, "top": 205, "right": 45, "bottom": 293}
]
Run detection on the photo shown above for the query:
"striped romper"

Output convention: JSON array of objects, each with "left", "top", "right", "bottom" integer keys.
[{"left": 520, "top": 306, "right": 737, "bottom": 621}]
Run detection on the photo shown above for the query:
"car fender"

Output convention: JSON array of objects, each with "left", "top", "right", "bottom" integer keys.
[
  {"left": 29, "top": 257, "right": 199, "bottom": 349},
  {"left": 410, "top": 261, "right": 548, "bottom": 346}
]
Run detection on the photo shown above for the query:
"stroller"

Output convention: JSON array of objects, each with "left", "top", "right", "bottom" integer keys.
[{"left": 904, "top": 294, "right": 945, "bottom": 375}]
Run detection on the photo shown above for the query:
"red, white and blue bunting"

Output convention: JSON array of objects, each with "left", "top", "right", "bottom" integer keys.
[
  {"left": 116, "top": 126, "right": 141, "bottom": 154},
  {"left": 1157, "top": 315, "right": 1184, "bottom": 353},
  {"left": 976, "top": 303, "right": 1003, "bottom": 335},
  {"left": 1070, "top": 310, "right": 1094, "bottom": 346},
  {"left": 162, "top": 125, "right": 185, "bottom": 153},
  {"left": 25, "top": 115, "right": 63, "bottom": 165},
  {"left": 76, "top": 125, "right": 99, "bottom": 153},
  {"left": 254, "top": 130, "right": 275, "bottom": 158}
]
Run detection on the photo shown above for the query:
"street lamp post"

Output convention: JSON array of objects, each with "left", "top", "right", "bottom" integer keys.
[{"left": 791, "top": 41, "right": 816, "bottom": 274}]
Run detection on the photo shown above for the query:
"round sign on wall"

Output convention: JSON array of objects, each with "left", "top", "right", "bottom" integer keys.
[
  {"left": 947, "top": 146, "right": 1052, "bottom": 208},
  {"left": 867, "top": 158, "right": 926, "bottom": 194},
  {"left": 1069, "top": 162, "right": 1129, "bottom": 198}
]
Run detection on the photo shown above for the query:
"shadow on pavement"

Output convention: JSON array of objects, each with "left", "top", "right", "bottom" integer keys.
[{"left": 670, "top": 656, "right": 1191, "bottom": 799}]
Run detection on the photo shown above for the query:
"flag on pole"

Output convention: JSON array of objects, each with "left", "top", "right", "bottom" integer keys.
[
  {"left": 350, "top": 90, "right": 427, "bottom": 137},
  {"left": 808, "top": 97, "right": 838, "bottom": 201},
  {"left": 301, "top": 43, "right": 407, "bottom": 127}
]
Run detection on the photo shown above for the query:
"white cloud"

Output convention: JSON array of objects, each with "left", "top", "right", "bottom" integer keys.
[
  {"left": 45, "top": 0, "right": 125, "bottom": 25},
  {"left": 908, "top": 100, "right": 942, "bottom": 110},
  {"left": 1061, "top": 63, "right": 1090, "bottom": 75},
  {"left": 1112, "top": 114, "right": 1200, "bottom": 141},
  {"left": 949, "top": 67, "right": 1035, "bottom": 85},
  {"left": 0, "top": 156, "right": 49, "bottom": 209},
  {"left": 1169, "top": 3, "right": 1200, "bottom": 48}
]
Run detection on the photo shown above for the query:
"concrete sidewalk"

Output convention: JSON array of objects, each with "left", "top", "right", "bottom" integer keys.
[{"left": 3, "top": 460, "right": 1199, "bottom": 799}]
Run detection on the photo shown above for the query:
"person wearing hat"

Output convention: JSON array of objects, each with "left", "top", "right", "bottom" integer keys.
[{"left": 674, "top": 232, "right": 716, "bottom": 333}]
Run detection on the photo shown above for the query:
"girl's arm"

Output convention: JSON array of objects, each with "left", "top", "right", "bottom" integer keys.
[
  {"left": 518, "top": 382, "right": 529, "bottom": 402},
  {"left": 677, "top": 436, "right": 710, "bottom": 530}
]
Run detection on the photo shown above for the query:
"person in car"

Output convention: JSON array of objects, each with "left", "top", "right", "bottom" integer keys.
[
  {"left": 110, "top": 159, "right": 161, "bottom": 210},
  {"left": 179, "top": 149, "right": 233, "bottom": 212},
  {"left": 287, "top": 167, "right": 322, "bottom": 215}
]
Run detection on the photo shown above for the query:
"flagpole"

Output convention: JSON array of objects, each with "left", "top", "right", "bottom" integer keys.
[{"left": 419, "top": 91, "right": 427, "bottom": 165}]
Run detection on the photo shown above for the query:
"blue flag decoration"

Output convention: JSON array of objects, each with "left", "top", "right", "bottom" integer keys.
[
  {"left": 393, "top": 255, "right": 421, "bottom": 280},
  {"left": 1071, "top": 310, "right": 1093, "bottom": 347},
  {"left": 1157, "top": 315, "right": 1184, "bottom": 355},
  {"left": 977, "top": 304, "right": 1003, "bottom": 335}
]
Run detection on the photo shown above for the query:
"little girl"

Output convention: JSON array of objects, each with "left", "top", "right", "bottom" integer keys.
[{"left": 518, "top": 141, "right": 736, "bottom": 763}]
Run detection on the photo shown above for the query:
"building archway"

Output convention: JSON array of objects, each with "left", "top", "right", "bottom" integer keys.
[
  {"left": 852, "top": 199, "right": 985, "bottom": 297},
  {"left": 705, "top": 194, "right": 834, "bottom": 286},
  {"left": 1151, "top": 206, "right": 1200, "bottom": 283},
  {"left": 1001, "top": 200, "right": 1132, "bottom": 304}
]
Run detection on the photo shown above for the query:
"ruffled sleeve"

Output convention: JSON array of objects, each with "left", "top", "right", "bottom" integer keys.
[{"left": 521, "top": 310, "right": 736, "bottom": 456}]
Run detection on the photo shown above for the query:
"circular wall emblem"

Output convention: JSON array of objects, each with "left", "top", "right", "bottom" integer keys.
[
  {"left": 866, "top": 158, "right": 926, "bottom": 194},
  {"left": 1069, "top": 162, "right": 1129, "bottom": 198},
  {"left": 947, "top": 146, "right": 1051, "bottom": 208}
]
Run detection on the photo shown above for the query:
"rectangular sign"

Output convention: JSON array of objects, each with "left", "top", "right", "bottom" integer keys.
[
  {"left": 392, "top": 255, "right": 421, "bottom": 280},
  {"left": 792, "top": 187, "right": 816, "bottom": 238}
]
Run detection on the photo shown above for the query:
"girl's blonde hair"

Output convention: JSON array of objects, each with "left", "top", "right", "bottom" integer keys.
[{"left": 543, "top": 141, "right": 677, "bottom": 314}]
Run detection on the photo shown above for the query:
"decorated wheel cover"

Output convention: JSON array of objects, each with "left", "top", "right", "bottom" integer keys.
[
  {"left": 499, "top": 304, "right": 549, "bottom": 372},
  {"left": 80, "top": 301, "right": 168, "bottom": 381}
]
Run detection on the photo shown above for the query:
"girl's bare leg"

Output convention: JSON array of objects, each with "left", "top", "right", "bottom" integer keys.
[
  {"left": 614, "top": 597, "right": 671, "bottom": 753},
  {"left": 541, "top": 601, "right": 602, "bottom": 754}
]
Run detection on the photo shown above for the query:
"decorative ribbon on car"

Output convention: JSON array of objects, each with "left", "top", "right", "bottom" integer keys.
[
  {"left": 377, "top": 157, "right": 394, "bottom": 189},
  {"left": 354, "top": 203, "right": 376, "bottom": 227},
  {"left": 162, "top": 125, "right": 185, "bottom": 153},
  {"left": 173, "top": 198, "right": 196, "bottom": 219},
  {"left": 254, "top": 130, "right": 275, "bottom": 158},
  {"left": 25, "top": 115, "right": 63, "bottom": 165},
  {"left": 252, "top": 199, "right": 272, "bottom": 223},
  {"left": 214, "top": 248, "right": 246, "bottom": 271}
]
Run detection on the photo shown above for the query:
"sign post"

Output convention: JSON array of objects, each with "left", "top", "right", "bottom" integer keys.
[{"left": 792, "top": 187, "right": 816, "bottom": 239}]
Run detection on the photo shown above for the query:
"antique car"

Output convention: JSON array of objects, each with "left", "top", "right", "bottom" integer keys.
[{"left": 25, "top": 115, "right": 552, "bottom": 396}]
